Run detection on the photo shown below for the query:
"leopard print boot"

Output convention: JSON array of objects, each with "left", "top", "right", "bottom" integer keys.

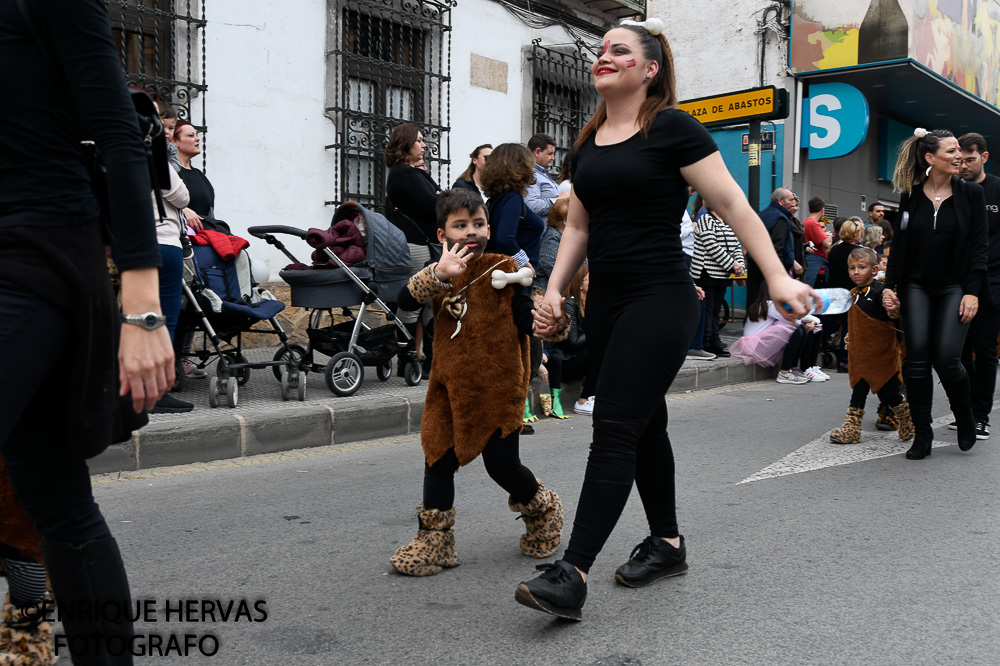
[
  {"left": 893, "top": 397, "right": 915, "bottom": 441},
  {"left": 830, "top": 407, "right": 864, "bottom": 444},
  {"left": 390, "top": 504, "right": 461, "bottom": 577},
  {"left": 0, "top": 594, "right": 55, "bottom": 666},
  {"left": 509, "top": 481, "right": 563, "bottom": 558}
]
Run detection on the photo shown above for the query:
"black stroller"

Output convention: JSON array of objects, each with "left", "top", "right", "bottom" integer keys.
[
  {"left": 176, "top": 244, "right": 307, "bottom": 408},
  {"left": 248, "top": 202, "right": 422, "bottom": 397}
]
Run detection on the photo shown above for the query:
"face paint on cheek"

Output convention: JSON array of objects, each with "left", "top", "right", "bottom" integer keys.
[
  {"left": 599, "top": 40, "right": 610, "bottom": 57},
  {"left": 625, "top": 59, "right": 637, "bottom": 67}
]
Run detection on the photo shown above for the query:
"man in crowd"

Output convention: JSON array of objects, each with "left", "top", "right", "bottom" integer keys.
[
  {"left": 867, "top": 202, "right": 885, "bottom": 228},
  {"left": 524, "top": 133, "right": 560, "bottom": 217},
  {"left": 747, "top": 188, "right": 795, "bottom": 299},
  {"left": 802, "top": 197, "right": 829, "bottom": 287},
  {"left": 957, "top": 132, "right": 1000, "bottom": 438}
]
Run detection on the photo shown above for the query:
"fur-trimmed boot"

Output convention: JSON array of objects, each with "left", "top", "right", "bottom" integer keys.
[
  {"left": 892, "top": 396, "right": 915, "bottom": 441},
  {"left": 390, "top": 504, "right": 461, "bottom": 576},
  {"left": 875, "top": 402, "right": 899, "bottom": 431},
  {"left": 830, "top": 407, "right": 864, "bottom": 444},
  {"left": 0, "top": 594, "right": 55, "bottom": 666},
  {"left": 508, "top": 481, "right": 563, "bottom": 558}
]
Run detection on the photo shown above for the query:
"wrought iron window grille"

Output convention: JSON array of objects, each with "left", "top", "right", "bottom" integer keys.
[
  {"left": 530, "top": 39, "right": 600, "bottom": 177},
  {"left": 106, "top": 0, "right": 207, "bottom": 156},
  {"left": 325, "top": 0, "right": 454, "bottom": 212}
]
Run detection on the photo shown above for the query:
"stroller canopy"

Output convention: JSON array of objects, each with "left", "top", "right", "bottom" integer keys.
[{"left": 333, "top": 202, "right": 412, "bottom": 291}]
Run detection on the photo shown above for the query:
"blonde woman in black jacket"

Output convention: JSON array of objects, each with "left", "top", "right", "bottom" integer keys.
[{"left": 883, "top": 128, "right": 988, "bottom": 459}]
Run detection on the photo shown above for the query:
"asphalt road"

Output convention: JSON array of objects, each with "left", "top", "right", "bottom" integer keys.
[{"left": 40, "top": 375, "right": 1000, "bottom": 664}]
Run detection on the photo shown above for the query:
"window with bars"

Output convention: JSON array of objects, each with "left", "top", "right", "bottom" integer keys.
[
  {"left": 530, "top": 40, "right": 599, "bottom": 177},
  {"left": 325, "top": 0, "right": 452, "bottom": 212},
  {"left": 105, "top": 0, "right": 207, "bottom": 133}
]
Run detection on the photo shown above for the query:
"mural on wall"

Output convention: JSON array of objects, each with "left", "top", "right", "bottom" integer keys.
[{"left": 792, "top": 0, "right": 1000, "bottom": 106}]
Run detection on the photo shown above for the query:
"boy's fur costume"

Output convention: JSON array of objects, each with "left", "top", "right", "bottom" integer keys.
[
  {"left": 416, "top": 253, "right": 530, "bottom": 467},
  {"left": 848, "top": 282, "right": 902, "bottom": 394}
]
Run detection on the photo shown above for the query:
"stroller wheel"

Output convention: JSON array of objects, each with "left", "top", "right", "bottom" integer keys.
[
  {"left": 376, "top": 360, "right": 392, "bottom": 382},
  {"left": 296, "top": 373, "right": 307, "bottom": 402},
  {"left": 273, "top": 344, "right": 309, "bottom": 382},
  {"left": 820, "top": 350, "right": 838, "bottom": 370},
  {"left": 279, "top": 369, "right": 291, "bottom": 401},
  {"left": 208, "top": 376, "right": 220, "bottom": 408},
  {"left": 325, "top": 352, "right": 364, "bottom": 396},
  {"left": 404, "top": 360, "right": 422, "bottom": 387},
  {"left": 219, "top": 353, "right": 251, "bottom": 386},
  {"left": 224, "top": 377, "right": 239, "bottom": 408}
]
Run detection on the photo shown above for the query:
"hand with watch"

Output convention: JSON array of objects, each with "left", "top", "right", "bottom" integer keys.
[{"left": 118, "top": 268, "right": 176, "bottom": 412}]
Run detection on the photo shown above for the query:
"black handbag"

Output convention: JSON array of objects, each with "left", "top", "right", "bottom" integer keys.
[{"left": 395, "top": 209, "right": 443, "bottom": 264}]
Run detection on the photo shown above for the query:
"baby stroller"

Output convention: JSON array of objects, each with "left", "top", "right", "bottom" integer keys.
[
  {"left": 248, "top": 202, "right": 422, "bottom": 397},
  {"left": 176, "top": 243, "right": 307, "bottom": 408}
]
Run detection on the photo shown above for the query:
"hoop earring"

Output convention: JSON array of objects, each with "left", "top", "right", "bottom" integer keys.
[{"left": 925, "top": 165, "right": 932, "bottom": 177}]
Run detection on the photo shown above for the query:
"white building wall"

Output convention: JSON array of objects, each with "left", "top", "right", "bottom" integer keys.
[{"left": 196, "top": 0, "right": 584, "bottom": 275}]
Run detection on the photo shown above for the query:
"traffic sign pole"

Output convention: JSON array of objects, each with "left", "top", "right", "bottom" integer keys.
[{"left": 748, "top": 119, "right": 761, "bottom": 213}]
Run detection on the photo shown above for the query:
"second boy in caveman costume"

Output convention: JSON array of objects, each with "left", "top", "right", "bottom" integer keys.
[{"left": 390, "top": 189, "right": 563, "bottom": 576}]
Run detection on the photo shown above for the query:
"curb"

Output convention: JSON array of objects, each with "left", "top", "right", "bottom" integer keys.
[{"left": 89, "top": 356, "right": 773, "bottom": 475}]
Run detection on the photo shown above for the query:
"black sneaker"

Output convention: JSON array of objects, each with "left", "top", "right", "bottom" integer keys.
[
  {"left": 947, "top": 421, "right": 958, "bottom": 431},
  {"left": 705, "top": 346, "right": 731, "bottom": 358},
  {"left": 614, "top": 535, "right": 688, "bottom": 588},
  {"left": 515, "top": 560, "right": 587, "bottom": 621},
  {"left": 151, "top": 393, "right": 194, "bottom": 414},
  {"left": 976, "top": 421, "right": 990, "bottom": 439}
]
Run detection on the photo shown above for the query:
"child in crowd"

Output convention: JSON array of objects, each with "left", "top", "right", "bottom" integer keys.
[
  {"left": 390, "top": 189, "right": 562, "bottom": 576},
  {"left": 157, "top": 101, "right": 181, "bottom": 172},
  {"left": 731, "top": 283, "right": 822, "bottom": 384},
  {"left": 830, "top": 247, "right": 914, "bottom": 444}
]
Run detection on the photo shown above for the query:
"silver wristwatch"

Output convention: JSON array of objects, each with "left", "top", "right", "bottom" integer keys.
[{"left": 121, "top": 312, "right": 167, "bottom": 330}]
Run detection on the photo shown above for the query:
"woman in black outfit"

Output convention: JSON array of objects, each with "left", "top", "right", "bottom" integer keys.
[
  {"left": 0, "top": 0, "right": 174, "bottom": 662},
  {"left": 883, "top": 128, "right": 987, "bottom": 459},
  {"left": 517, "top": 17, "right": 816, "bottom": 620},
  {"left": 385, "top": 124, "right": 440, "bottom": 361},
  {"left": 172, "top": 119, "right": 212, "bottom": 231},
  {"left": 451, "top": 143, "right": 492, "bottom": 199}
]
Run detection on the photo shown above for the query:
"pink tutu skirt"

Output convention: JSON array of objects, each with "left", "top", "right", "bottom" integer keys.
[{"left": 730, "top": 320, "right": 797, "bottom": 367}]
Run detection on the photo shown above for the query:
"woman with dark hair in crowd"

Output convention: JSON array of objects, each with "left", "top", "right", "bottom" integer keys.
[
  {"left": 481, "top": 143, "right": 547, "bottom": 271},
  {"left": 1, "top": 0, "right": 175, "bottom": 661},
  {"left": 883, "top": 128, "right": 987, "bottom": 459},
  {"left": 825, "top": 217, "right": 864, "bottom": 371},
  {"left": 690, "top": 206, "right": 744, "bottom": 356},
  {"left": 518, "top": 17, "right": 815, "bottom": 620},
  {"left": 452, "top": 143, "right": 492, "bottom": 199},
  {"left": 385, "top": 123, "right": 441, "bottom": 365}
]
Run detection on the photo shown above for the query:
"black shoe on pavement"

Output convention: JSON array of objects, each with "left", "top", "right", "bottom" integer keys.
[
  {"left": 976, "top": 421, "right": 990, "bottom": 439},
  {"left": 522, "top": 424, "right": 535, "bottom": 435},
  {"left": 705, "top": 346, "right": 731, "bottom": 358},
  {"left": 515, "top": 560, "right": 587, "bottom": 621},
  {"left": 151, "top": 393, "right": 194, "bottom": 414},
  {"left": 905, "top": 431, "right": 933, "bottom": 460},
  {"left": 614, "top": 535, "right": 688, "bottom": 588}
]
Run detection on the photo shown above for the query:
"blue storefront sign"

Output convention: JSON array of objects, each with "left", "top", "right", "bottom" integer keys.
[{"left": 802, "top": 83, "right": 870, "bottom": 160}]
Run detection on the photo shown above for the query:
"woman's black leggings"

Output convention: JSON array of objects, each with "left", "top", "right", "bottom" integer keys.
[
  {"left": 849, "top": 377, "right": 903, "bottom": 410},
  {"left": 781, "top": 325, "right": 806, "bottom": 371},
  {"left": 546, "top": 350, "right": 594, "bottom": 395},
  {"left": 423, "top": 429, "right": 538, "bottom": 510},
  {"left": 901, "top": 283, "right": 969, "bottom": 382},
  {"left": 562, "top": 276, "right": 698, "bottom": 573}
]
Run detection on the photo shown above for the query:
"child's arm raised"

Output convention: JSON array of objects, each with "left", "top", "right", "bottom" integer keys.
[{"left": 397, "top": 242, "right": 470, "bottom": 308}]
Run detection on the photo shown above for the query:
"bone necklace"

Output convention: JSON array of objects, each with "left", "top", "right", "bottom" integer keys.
[{"left": 441, "top": 259, "right": 508, "bottom": 339}]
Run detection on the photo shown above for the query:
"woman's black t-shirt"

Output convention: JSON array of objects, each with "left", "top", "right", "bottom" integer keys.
[
  {"left": 826, "top": 241, "right": 857, "bottom": 290},
  {"left": 904, "top": 194, "right": 960, "bottom": 288},
  {"left": 571, "top": 109, "right": 718, "bottom": 280},
  {"left": 178, "top": 166, "right": 215, "bottom": 217}
]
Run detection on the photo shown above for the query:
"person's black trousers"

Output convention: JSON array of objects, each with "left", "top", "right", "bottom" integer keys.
[
  {"left": 702, "top": 283, "right": 728, "bottom": 349},
  {"left": 961, "top": 284, "right": 1000, "bottom": 424},
  {"left": 423, "top": 429, "right": 538, "bottom": 510},
  {"left": 849, "top": 377, "right": 903, "bottom": 410},
  {"left": 780, "top": 325, "right": 806, "bottom": 371},
  {"left": 561, "top": 275, "right": 698, "bottom": 573},
  {"left": 0, "top": 283, "right": 134, "bottom": 665}
]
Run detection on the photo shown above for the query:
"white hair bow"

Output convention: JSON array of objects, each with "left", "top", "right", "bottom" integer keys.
[
  {"left": 913, "top": 127, "right": 929, "bottom": 138},
  {"left": 620, "top": 17, "right": 664, "bottom": 36}
]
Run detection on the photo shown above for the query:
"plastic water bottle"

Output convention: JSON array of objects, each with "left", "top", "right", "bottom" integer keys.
[{"left": 784, "top": 288, "right": 852, "bottom": 316}]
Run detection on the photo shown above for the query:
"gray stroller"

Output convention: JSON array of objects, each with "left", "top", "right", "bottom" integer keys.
[{"left": 248, "top": 202, "right": 422, "bottom": 397}]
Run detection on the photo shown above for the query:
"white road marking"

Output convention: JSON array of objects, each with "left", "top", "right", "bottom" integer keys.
[{"left": 738, "top": 402, "right": 998, "bottom": 485}]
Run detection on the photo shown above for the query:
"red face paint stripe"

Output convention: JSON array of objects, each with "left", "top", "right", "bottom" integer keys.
[
  {"left": 626, "top": 59, "right": 636, "bottom": 67},
  {"left": 599, "top": 39, "right": 610, "bottom": 57}
]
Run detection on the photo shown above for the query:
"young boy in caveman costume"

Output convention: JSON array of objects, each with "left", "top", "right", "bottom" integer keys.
[
  {"left": 390, "top": 189, "right": 563, "bottom": 576},
  {"left": 830, "top": 246, "right": 914, "bottom": 444}
]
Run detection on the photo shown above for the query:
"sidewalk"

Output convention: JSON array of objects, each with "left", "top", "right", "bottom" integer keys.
[{"left": 91, "top": 325, "right": 773, "bottom": 474}]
